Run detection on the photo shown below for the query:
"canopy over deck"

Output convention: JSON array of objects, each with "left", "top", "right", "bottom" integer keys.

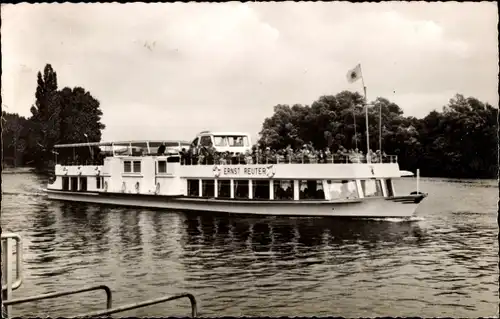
[{"left": 54, "top": 140, "right": 191, "bottom": 149}]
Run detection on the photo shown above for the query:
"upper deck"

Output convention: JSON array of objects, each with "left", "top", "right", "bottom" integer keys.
[
  {"left": 53, "top": 139, "right": 398, "bottom": 168},
  {"left": 54, "top": 140, "right": 191, "bottom": 154}
]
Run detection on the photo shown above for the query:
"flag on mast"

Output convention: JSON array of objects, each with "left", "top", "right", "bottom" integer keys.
[{"left": 346, "top": 64, "right": 362, "bottom": 84}]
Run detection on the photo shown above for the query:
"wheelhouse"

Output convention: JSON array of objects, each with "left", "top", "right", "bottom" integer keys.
[{"left": 191, "top": 131, "right": 252, "bottom": 154}]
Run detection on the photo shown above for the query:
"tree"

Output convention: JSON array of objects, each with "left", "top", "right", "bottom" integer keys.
[
  {"left": 416, "top": 94, "right": 498, "bottom": 178},
  {"left": 2, "top": 112, "right": 28, "bottom": 167},
  {"left": 29, "top": 64, "right": 61, "bottom": 168},
  {"left": 257, "top": 91, "right": 497, "bottom": 179},
  {"left": 57, "top": 87, "right": 106, "bottom": 162},
  {"left": 23, "top": 64, "right": 106, "bottom": 169}
]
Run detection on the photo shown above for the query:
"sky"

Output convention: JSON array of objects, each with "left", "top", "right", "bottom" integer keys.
[{"left": 2, "top": 2, "right": 498, "bottom": 143}]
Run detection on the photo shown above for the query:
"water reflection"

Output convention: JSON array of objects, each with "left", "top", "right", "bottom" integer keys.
[
  {"left": 182, "top": 213, "right": 422, "bottom": 251},
  {"left": 29, "top": 203, "right": 57, "bottom": 263},
  {"left": 3, "top": 174, "right": 497, "bottom": 317},
  {"left": 118, "top": 209, "right": 143, "bottom": 253},
  {"left": 57, "top": 202, "right": 111, "bottom": 256},
  {"left": 178, "top": 213, "right": 424, "bottom": 284}
]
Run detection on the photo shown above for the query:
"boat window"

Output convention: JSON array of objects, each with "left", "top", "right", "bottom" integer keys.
[
  {"left": 253, "top": 180, "right": 270, "bottom": 199},
  {"left": 158, "top": 161, "right": 167, "bottom": 173},
  {"left": 385, "top": 179, "right": 394, "bottom": 197},
  {"left": 167, "top": 156, "right": 180, "bottom": 163},
  {"left": 202, "top": 180, "right": 215, "bottom": 197},
  {"left": 227, "top": 136, "right": 249, "bottom": 147},
  {"left": 187, "top": 179, "right": 199, "bottom": 196},
  {"left": 299, "top": 180, "right": 325, "bottom": 200},
  {"left": 191, "top": 138, "right": 199, "bottom": 148},
  {"left": 124, "top": 161, "right": 132, "bottom": 173},
  {"left": 360, "top": 179, "right": 383, "bottom": 197},
  {"left": 133, "top": 161, "right": 141, "bottom": 173},
  {"left": 213, "top": 136, "right": 228, "bottom": 147},
  {"left": 96, "top": 176, "right": 101, "bottom": 189},
  {"left": 218, "top": 180, "right": 231, "bottom": 198},
  {"left": 62, "top": 177, "right": 69, "bottom": 191},
  {"left": 234, "top": 180, "right": 249, "bottom": 199},
  {"left": 326, "top": 180, "right": 359, "bottom": 200},
  {"left": 274, "top": 180, "right": 294, "bottom": 200},
  {"left": 71, "top": 177, "right": 78, "bottom": 191},
  {"left": 79, "top": 177, "right": 87, "bottom": 192},
  {"left": 200, "top": 136, "right": 213, "bottom": 147}
]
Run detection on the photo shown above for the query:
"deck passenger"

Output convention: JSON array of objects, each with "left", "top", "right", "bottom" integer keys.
[
  {"left": 244, "top": 150, "right": 253, "bottom": 164},
  {"left": 157, "top": 143, "right": 166, "bottom": 155}
]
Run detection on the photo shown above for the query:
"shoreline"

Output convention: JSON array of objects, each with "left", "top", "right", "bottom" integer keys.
[{"left": 2, "top": 167, "right": 36, "bottom": 174}]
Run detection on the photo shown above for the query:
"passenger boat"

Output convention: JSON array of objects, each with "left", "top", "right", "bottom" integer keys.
[{"left": 44, "top": 132, "right": 427, "bottom": 218}]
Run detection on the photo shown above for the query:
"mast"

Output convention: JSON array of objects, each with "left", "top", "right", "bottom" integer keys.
[
  {"left": 360, "top": 72, "right": 370, "bottom": 163},
  {"left": 347, "top": 63, "right": 372, "bottom": 163},
  {"left": 352, "top": 105, "right": 358, "bottom": 150},
  {"left": 379, "top": 102, "right": 382, "bottom": 155}
]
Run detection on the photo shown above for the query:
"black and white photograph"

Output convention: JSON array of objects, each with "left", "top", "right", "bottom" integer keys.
[{"left": 1, "top": 2, "right": 498, "bottom": 317}]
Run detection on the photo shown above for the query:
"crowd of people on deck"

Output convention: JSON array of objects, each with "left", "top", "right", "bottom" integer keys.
[
  {"left": 57, "top": 142, "right": 390, "bottom": 166},
  {"left": 176, "top": 143, "right": 390, "bottom": 165}
]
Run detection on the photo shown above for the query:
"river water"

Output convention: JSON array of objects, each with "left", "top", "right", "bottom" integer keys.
[{"left": 1, "top": 173, "right": 498, "bottom": 317}]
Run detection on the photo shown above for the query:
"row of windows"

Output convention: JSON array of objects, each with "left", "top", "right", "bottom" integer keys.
[
  {"left": 188, "top": 179, "right": 328, "bottom": 200},
  {"left": 59, "top": 176, "right": 392, "bottom": 198},
  {"left": 194, "top": 135, "right": 250, "bottom": 148},
  {"left": 62, "top": 176, "right": 104, "bottom": 192},
  {"left": 123, "top": 158, "right": 180, "bottom": 174},
  {"left": 124, "top": 161, "right": 142, "bottom": 173},
  {"left": 187, "top": 179, "right": 392, "bottom": 200}
]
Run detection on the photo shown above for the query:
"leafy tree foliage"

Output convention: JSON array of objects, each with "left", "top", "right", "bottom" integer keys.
[
  {"left": 2, "top": 112, "right": 31, "bottom": 167},
  {"left": 56, "top": 87, "right": 106, "bottom": 161},
  {"left": 29, "top": 64, "right": 60, "bottom": 167},
  {"left": 2, "top": 64, "right": 106, "bottom": 169},
  {"left": 258, "top": 92, "right": 497, "bottom": 178},
  {"left": 416, "top": 95, "right": 498, "bottom": 178}
]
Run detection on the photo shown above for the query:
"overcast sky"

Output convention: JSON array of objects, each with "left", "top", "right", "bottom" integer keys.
[{"left": 2, "top": 2, "right": 498, "bottom": 143}]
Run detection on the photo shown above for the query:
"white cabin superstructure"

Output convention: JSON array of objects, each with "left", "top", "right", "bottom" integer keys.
[{"left": 45, "top": 137, "right": 427, "bottom": 218}]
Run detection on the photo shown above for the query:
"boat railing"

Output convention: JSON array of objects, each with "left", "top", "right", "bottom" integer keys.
[
  {"left": 4, "top": 285, "right": 197, "bottom": 318},
  {"left": 3, "top": 284, "right": 113, "bottom": 312},
  {"left": 179, "top": 154, "right": 398, "bottom": 166},
  {"left": 1, "top": 233, "right": 198, "bottom": 318},
  {"left": 55, "top": 153, "right": 398, "bottom": 167},
  {"left": 2, "top": 232, "right": 23, "bottom": 316},
  {"left": 70, "top": 293, "right": 197, "bottom": 318}
]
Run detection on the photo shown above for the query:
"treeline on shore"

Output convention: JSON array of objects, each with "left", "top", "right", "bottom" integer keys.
[
  {"left": 2, "top": 64, "right": 497, "bottom": 179},
  {"left": 2, "top": 64, "right": 105, "bottom": 171},
  {"left": 258, "top": 91, "right": 498, "bottom": 179}
]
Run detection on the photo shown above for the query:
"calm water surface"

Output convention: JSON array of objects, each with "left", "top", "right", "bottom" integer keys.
[{"left": 1, "top": 173, "right": 498, "bottom": 317}]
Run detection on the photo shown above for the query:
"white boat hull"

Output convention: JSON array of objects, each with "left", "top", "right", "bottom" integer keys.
[{"left": 44, "top": 189, "right": 424, "bottom": 218}]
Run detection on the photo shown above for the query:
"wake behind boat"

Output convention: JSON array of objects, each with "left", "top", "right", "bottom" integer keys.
[{"left": 44, "top": 131, "right": 427, "bottom": 218}]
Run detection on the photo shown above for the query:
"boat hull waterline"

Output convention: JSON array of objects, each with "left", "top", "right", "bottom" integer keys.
[{"left": 44, "top": 189, "right": 425, "bottom": 218}]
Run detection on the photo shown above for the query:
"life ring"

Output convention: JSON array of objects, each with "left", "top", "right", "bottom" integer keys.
[
  {"left": 135, "top": 182, "right": 140, "bottom": 193},
  {"left": 63, "top": 167, "right": 68, "bottom": 175},
  {"left": 155, "top": 183, "right": 160, "bottom": 195},
  {"left": 213, "top": 165, "right": 221, "bottom": 177},
  {"left": 121, "top": 182, "right": 126, "bottom": 193},
  {"left": 95, "top": 167, "right": 100, "bottom": 176},
  {"left": 103, "top": 181, "right": 108, "bottom": 192},
  {"left": 266, "top": 165, "right": 276, "bottom": 178}
]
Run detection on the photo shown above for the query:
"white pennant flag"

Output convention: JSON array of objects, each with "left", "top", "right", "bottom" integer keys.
[{"left": 346, "top": 64, "right": 362, "bottom": 84}]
